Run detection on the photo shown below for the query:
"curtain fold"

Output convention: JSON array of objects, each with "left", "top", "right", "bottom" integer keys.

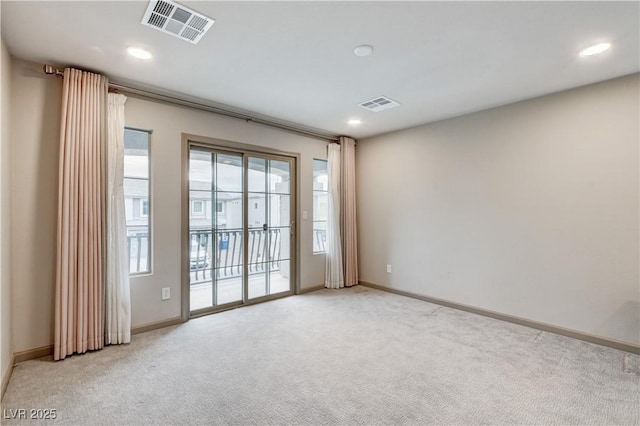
[
  {"left": 340, "top": 137, "right": 358, "bottom": 287},
  {"left": 54, "top": 68, "right": 108, "bottom": 360},
  {"left": 105, "top": 93, "right": 131, "bottom": 345},
  {"left": 325, "top": 143, "right": 344, "bottom": 289}
]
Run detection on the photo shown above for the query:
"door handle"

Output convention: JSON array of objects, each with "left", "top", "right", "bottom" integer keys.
[{"left": 290, "top": 221, "right": 295, "bottom": 236}]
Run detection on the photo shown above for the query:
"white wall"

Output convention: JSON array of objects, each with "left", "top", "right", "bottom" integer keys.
[
  {"left": 9, "top": 59, "right": 327, "bottom": 352},
  {"left": 357, "top": 73, "right": 640, "bottom": 345},
  {"left": 1, "top": 38, "right": 14, "bottom": 385},
  {"left": 10, "top": 60, "right": 61, "bottom": 353}
]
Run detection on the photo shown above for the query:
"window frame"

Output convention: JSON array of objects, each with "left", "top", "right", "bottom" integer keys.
[
  {"left": 312, "top": 158, "right": 328, "bottom": 254},
  {"left": 124, "top": 126, "right": 153, "bottom": 276}
]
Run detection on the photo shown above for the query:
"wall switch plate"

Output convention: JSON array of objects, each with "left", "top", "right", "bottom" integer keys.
[
  {"left": 386, "top": 264, "right": 392, "bottom": 274},
  {"left": 303, "top": 210, "right": 308, "bottom": 220},
  {"left": 162, "top": 287, "right": 170, "bottom": 300}
]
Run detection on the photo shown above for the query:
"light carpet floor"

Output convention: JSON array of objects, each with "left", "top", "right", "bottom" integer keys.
[{"left": 1, "top": 286, "right": 639, "bottom": 425}]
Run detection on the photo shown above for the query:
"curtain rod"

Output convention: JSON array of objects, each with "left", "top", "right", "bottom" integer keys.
[{"left": 43, "top": 65, "right": 340, "bottom": 143}]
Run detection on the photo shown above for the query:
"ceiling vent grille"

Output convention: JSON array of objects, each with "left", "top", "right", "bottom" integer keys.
[
  {"left": 141, "top": 0, "right": 214, "bottom": 44},
  {"left": 358, "top": 96, "right": 401, "bottom": 112}
]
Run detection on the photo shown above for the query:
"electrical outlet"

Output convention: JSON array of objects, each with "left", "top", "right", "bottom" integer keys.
[
  {"left": 161, "top": 287, "right": 170, "bottom": 300},
  {"left": 386, "top": 264, "right": 392, "bottom": 274},
  {"left": 302, "top": 210, "right": 308, "bottom": 220}
]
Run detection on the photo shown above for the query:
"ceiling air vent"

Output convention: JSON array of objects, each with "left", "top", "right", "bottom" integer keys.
[
  {"left": 141, "top": 0, "right": 214, "bottom": 44},
  {"left": 358, "top": 96, "right": 401, "bottom": 112}
]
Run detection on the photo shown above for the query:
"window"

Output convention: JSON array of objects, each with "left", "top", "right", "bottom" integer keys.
[
  {"left": 140, "top": 199, "right": 149, "bottom": 217},
  {"left": 313, "top": 159, "right": 328, "bottom": 253},
  {"left": 124, "top": 128, "right": 151, "bottom": 275},
  {"left": 192, "top": 200, "right": 205, "bottom": 216},
  {"left": 216, "top": 201, "right": 224, "bottom": 213}
]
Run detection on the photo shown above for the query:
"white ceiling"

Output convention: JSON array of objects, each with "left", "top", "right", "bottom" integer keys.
[{"left": 2, "top": 1, "right": 638, "bottom": 139}]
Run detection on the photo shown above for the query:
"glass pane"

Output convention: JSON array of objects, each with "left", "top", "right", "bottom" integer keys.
[
  {"left": 247, "top": 229, "right": 268, "bottom": 264},
  {"left": 216, "top": 153, "right": 243, "bottom": 192},
  {"left": 189, "top": 143, "right": 214, "bottom": 311},
  {"left": 268, "top": 227, "right": 289, "bottom": 263},
  {"left": 313, "top": 159, "right": 328, "bottom": 191},
  {"left": 127, "top": 227, "right": 150, "bottom": 273},
  {"left": 313, "top": 221, "right": 327, "bottom": 253},
  {"left": 269, "top": 259, "right": 290, "bottom": 295},
  {"left": 190, "top": 275, "right": 213, "bottom": 311},
  {"left": 248, "top": 157, "right": 266, "bottom": 192},
  {"left": 124, "top": 129, "right": 151, "bottom": 275},
  {"left": 124, "top": 178, "right": 149, "bottom": 226},
  {"left": 313, "top": 191, "right": 328, "bottom": 222},
  {"left": 248, "top": 264, "right": 268, "bottom": 299},
  {"left": 312, "top": 160, "right": 327, "bottom": 254},
  {"left": 269, "top": 194, "right": 290, "bottom": 227},
  {"left": 189, "top": 190, "right": 212, "bottom": 229},
  {"left": 189, "top": 150, "right": 212, "bottom": 190},
  {"left": 190, "top": 268, "right": 213, "bottom": 286},
  {"left": 216, "top": 273, "right": 242, "bottom": 305},
  {"left": 124, "top": 129, "right": 149, "bottom": 179},
  {"left": 214, "top": 230, "right": 243, "bottom": 272},
  {"left": 269, "top": 160, "right": 290, "bottom": 194},
  {"left": 248, "top": 194, "right": 266, "bottom": 229},
  {"left": 190, "top": 231, "right": 213, "bottom": 271},
  {"left": 216, "top": 193, "right": 242, "bottom": 230}
]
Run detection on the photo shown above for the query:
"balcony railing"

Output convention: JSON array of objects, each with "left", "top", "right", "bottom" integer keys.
[
  {"left": 127, "top": 231, "right": 149, "bottom": 274},
  {"left": 314, "top": 229, "right": 326, "bottom": 253},
  {"left": 189, "top": 228, "right": 284, "bottom": 283},
  {"left": 127, "top": 228, "right": 327, "bottom": 278}
]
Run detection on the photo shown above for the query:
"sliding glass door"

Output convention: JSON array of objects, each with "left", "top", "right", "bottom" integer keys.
[
  {"left": 188, "top": 145, "right": 295, "bottom": 315},
  {"left": 247, "top": 156, "right": 292, "bottom": 299}
]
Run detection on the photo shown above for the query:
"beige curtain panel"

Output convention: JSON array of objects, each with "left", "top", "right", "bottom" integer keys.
[
  {"left": 340, "top": 137, "right": 358, "bottom": 287},
  {"left": 325, "top": 143, "right": 344, "bottom": 289},
  {"left": 105, "top": 93, "right": 131, "bottom": 345},
  {"left": 54, "top": 68, "right": 109, "bottom": 361}
]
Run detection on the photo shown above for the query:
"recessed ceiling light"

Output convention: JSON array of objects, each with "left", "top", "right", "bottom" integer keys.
[
  {"left": 579, "top": 42, "right": 612, "bottom": 57},
  {"left": 354, "top": 45, "right": 374, "bottom": 57},
  {"left": 127, "top": 47, "right": 153, "bottom": 60},
  {"left": 348, "top": 119, "right": 362, "bottom": 126}
]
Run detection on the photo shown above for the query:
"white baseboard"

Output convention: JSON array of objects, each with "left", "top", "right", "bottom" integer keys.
[
  {"left": 360, "top": 281, "right": 640, "bottom": 355},
  {"left": 298, "top": 284, "right": 325, "bottom": 294},
  {"left": 131, "top": 316, "right": 185, "bottom": 335},
  {"left": 1, "top": 353, "right": 16, "bottom": 401}
]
